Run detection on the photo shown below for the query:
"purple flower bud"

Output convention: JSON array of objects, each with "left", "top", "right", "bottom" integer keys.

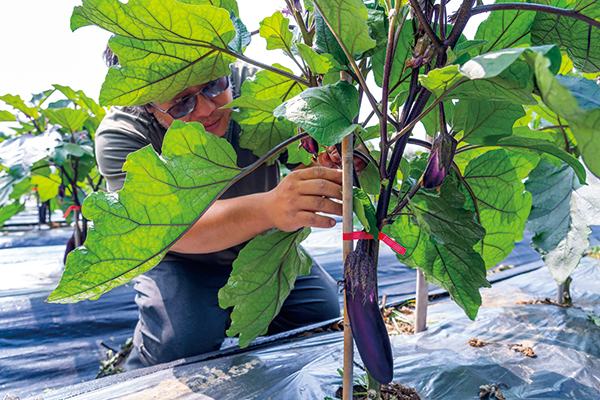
[
  {"left": 299, "top": 136, "right": 320, "bottom": 155},
  {"left": 344, "top": 244, "right": 393, "bottom": 385},
  {"left": 293, "top": 0, "right": 302, "bottom": 11},
  {"left": 58, "top": 183, "right": 66, "bottom": 199},
  {"left": 422, "top": 133, "right": 457, "bottom": 189}
]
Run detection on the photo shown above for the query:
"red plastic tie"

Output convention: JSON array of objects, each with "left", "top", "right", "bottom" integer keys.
[
  {"left": 63, "top": 205, "right": 82, "bottom": 219},
  {"left": 342, "top": 231, "right": 406, "bottom": 255}
]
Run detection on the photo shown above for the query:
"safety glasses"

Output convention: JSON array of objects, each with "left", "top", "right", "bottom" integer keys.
[{"left": 148, "top": 76, "right": 230, "bottom": 119}]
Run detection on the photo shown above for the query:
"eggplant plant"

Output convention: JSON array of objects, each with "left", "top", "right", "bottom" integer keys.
[
  {"left": 46, "top": 0, "right": 600, "bottom": 395},
  {"left": 0, "top": 86, "right": 106, "bottom": 251}
]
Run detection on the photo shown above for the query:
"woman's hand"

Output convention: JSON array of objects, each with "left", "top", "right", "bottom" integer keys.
[{"left": 263, "top": 166, "right": 343, "bottom": 231}]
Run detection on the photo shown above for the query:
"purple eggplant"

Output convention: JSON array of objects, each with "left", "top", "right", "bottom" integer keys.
[
  {"left": 344, "top": 242, "right": 393, "bottom": 385},
  {"left": 299, "top": 136, "right": 320, "bottom": 155},
  {"left": 422, "top": 133, "right": 457, "bottom": 189}
]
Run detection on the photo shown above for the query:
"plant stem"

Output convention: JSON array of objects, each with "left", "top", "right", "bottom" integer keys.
[
  {"left": 447, "top": 0, "right": 475, "bottom": 48},
  {"left": 223, "top": 49, "right": 310, "bottom": 86},
  {"left": 409, "top": 0, "right": 444, "bottom": 49},
  {"left": 470, "top": 3, "right": 600, "bottom": 30}
]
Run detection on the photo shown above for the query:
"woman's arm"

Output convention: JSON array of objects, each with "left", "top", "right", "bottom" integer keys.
[{"left": 169, "top": 166, "right": 343, "bottom": 254}]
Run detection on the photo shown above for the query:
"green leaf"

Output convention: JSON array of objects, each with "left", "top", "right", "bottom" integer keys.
[
  {"left": 531, "top": 0, "right": 600, "bottom": 73},
  {"left": 43, "top": 108, "right": 89, "bottom": 133},
  {"left": 0, "top": 110, "right": 16, "bottom": 122},
  {"left": 259, "top": 11, "right": 294, "bottom": 55},
  {"left": 474, "top": 0, "right": 535, "bottom": 54},
  {"left": 453, "top": 40, "right": 490, "bottom": 60},
  {"left": 0, "top": 200, "right": 25, "bottom": 227},
  {"left": 273, "top": 81, "right": 360, "bottom": 146},
  {"left": 313, "top": 7, "right": 347, "bottom": 64},
  {"left": 421, "top": 45, "right": 561, "bottom": 104},
  {"left": 528, "top": 51, "right": 600, "bottom": 178},
  {"left": 226, "top": 96, "right": 296, "bottom": 158},
  {"left": 30, "top": 174, "right": 61, "bottom": 202},
  {"left": 525, "top": 160, "right": 600, "bottom": 283},
  {"left": 295, "top": 43, "right": 336, "bottom": 74},
  {"left": 353, "top": 187, "right": 378, "bottom": 238},
  {"left": 71, "top": 0, "right": 237, "bottom": 106},
  {"left": 0, "top": 94, "right": 40, "bottom": 119},
  {"left": 496, "top": 135, "right": 586, "bottom": 183},
  {"left": 312, "top": 0, "right": 376, "bottom": 58},
  {"left": 218, "top": 227, "right": 312, "bottom": 347},
  {"left": 240, "top": 63, "right": 306, "bottom": 101},
  {"left": 453, "top": 101, "right": 525, "bottom": 145},
  {"left": 356, "top": 7, "right": 388, "bottom": 59},
  {"left": 228, "top": 10, "right": 251, "bottom": 53},
  {"left": 384, "top": 180, "right": 489, "bottom": 319},
  {"left": 358, "top": 160, "right": 380, "bottom": 195},
  {"left": 554, "top": 75, "right": 600, "bottom": 110},
  {"left": 47, "top": 121, "right": 243, "bottom": 303},
  {"left": 461, "top": 149, "right": 538, "bottom": 268}
]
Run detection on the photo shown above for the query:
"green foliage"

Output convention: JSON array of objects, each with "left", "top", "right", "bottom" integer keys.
[
  {"left": 48, "top": 0, "right": 600, "bottom": 353},
  {"left": 274, "top": 81, "right": 360, "bottom": 146},
  {"left": 219, "top": 227, "right": 312, "bottom": 347}
]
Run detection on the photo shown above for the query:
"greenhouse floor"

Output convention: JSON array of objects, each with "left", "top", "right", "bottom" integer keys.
[{"left": 1, "top": 220, "right": 599, "bottom": 399}]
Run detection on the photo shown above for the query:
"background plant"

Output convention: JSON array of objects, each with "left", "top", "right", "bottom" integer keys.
[
  {"left": 0, "top": 86, "right": 106, "bottom": 249},
  {"left": 45, "top": 0, "right": 600, "bottom": 395}
]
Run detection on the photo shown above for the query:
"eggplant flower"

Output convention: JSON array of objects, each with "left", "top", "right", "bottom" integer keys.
[
  {"left": 422, "top": 133, "right": 457, "bottom": 189},
  {"left": 344, "top": 242, "right": 394, "bottom": 385}
]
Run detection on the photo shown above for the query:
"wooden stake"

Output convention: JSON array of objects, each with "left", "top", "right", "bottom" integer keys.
[
  {"left": 414, "top": 268, "right": 428, "bottom": 333},
  {"left": 341, "top": 69, "right": 355, "bottom": 400}
]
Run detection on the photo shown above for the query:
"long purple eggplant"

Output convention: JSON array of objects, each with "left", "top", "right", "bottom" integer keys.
[
  {"left": 344, "top": 241, "right": 393, "bottom": 385},
  {"left": 422, "top": 133, "right": 457, "bottom": 189}
]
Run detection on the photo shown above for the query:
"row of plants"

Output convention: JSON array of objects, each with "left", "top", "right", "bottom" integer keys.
[
  {"left": 42, "top": 0, "right": 600, "bottom": 397},
  {"left": 0, "top": 86, "right": 106, "bottom": 249}
]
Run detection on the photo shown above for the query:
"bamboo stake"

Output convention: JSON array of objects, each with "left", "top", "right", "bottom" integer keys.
[
  {"left": 557, "top": 282, "right": 564, "bottom": 305},
  {"left": 414, "top": 268, "right": 428, "bottom": 333},
  {"left": 341, "top": 73, "right": 355, "bottom": 400},
  {"left": 73, "top": 209, "right": 81, "bottom": 248}
]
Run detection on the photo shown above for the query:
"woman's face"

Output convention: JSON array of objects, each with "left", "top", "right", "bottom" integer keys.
[{"left": 147, "top": 82, "right": 234, "bottom": 138}]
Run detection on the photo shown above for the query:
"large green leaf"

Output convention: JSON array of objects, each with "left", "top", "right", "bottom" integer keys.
[
  {"left": 273, "top": 80, "right": 360, "bottom": 145},
  {"left": 0, "top": 110, "right": 16, "bottom": 122},
  {"left": 71, "top": 0, "right": 237, "bottom": 105},
  {"left": 528, "top": 51, "right": 600, "bottom": 178},
  {"left": 218, "top": 227, "right": 312, "bottom": 347},
  {"left": 531, "top": 0, "right": 600, "bottom": 72},
  {"left": 240, "top": 64, "right": 305, "bottom": 101},
  {"left": 420, "top": 45, "right": 561, "bottom": 104},
  {"left": 453, "top": 101, "right": 525, "bottom": 145},
  {"left": 226, "top": 96, "right": 296, "bottom": 158},
  {"left": 313, "top": 7, "right": 347, "bottom": 65},
  {"left": 525, "top": 160, "right": 600, "bottom": 283},
  {"left": 259, "top": 11, "right": 294, "bottom": 55},
  {"left": 295, "top": 43, "right": 337, "bottom": 74},
  {"left": 30, "top": 174, "right": 61, "bottom": 203},
  {"left": 474, "top": 0, "right": 535, "bottom": 54},
  {"left": 461, "top": 149, "right": 538, "bottom": 268},
  {"left": 228, "top": 10, "right": 251, "bottom": 54},
  {"left": 312, "top": 0, "right": 376, "bottom": 58},
  {"left": 43, "top": 108, "right": 89, "bottom": 133},
  {"left": 384, "top": 180, "right": 489, "bottom": 319},
  {"left": 353, "top": 187, "right": 378, "bottom": 239},
  {"left": 0, "top": 94, "right": 40, "bottom": 119},
  {"left": 495, "top": 135, "right": 586, "bottom": 183},
  {"left": 47, "top": 121, "right": 243, "bottom": 303}
]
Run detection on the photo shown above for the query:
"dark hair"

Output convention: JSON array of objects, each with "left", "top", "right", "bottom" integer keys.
[{"left": 102, "top": 43, "right": 151, "bottom": 117}]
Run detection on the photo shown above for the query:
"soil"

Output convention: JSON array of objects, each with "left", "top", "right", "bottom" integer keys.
[
  {"left": 469, "top": 338, "right": 537, "bottom": 358},
  {"left": 335, "top": 383, "right": 422, "bottom": 400},
  {"left": 516, "top": 298, "right": 572, "bottom": 307}
]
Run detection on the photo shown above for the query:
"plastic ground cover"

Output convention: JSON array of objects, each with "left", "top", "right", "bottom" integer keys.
[{"left": 1, "top": 222, "right": 599, "bottom": 399}]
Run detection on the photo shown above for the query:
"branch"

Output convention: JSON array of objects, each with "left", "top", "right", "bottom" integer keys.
[
  {"left": 447, "top": 0, "right": 476, "bottom": 48},
  {"left": 470, "top": 3, "right": 600, "bottom": 30},
  {"left": 223, "top": 49, "right": 310, "bottom": 86},
  {"left": 409, "top": 0, "right": 444, "bottom": 49}
]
